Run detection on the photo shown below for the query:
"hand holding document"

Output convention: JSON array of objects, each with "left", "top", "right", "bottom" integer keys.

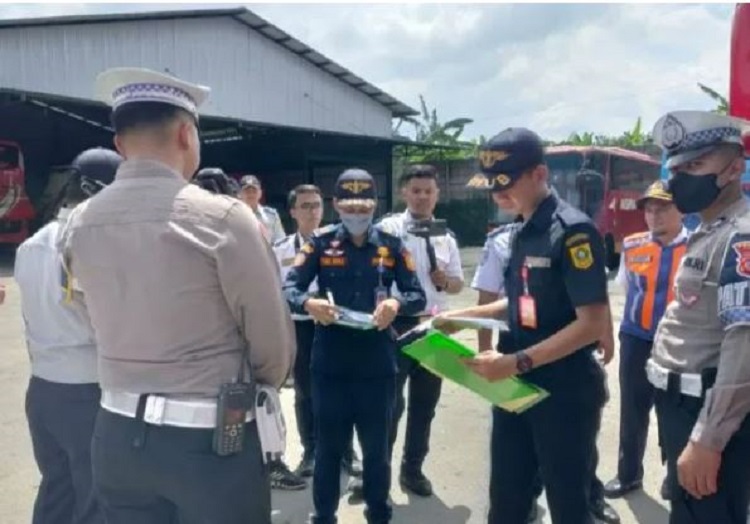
[
  {"left": 406, "top": 315, "right": 509, "bottom": 337},
  {"left": 399, "top": 330, "right": 549, "bottom": 413}
]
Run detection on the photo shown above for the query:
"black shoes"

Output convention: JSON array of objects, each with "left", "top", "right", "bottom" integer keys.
[
  {"left": 603, "top": 478, "right": 643, "bottom": 499},
  {"left": 399, "top": 468, "right": 433, "bottom": 497}
]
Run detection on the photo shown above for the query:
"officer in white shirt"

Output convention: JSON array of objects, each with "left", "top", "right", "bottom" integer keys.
[
  {"left": 377, "top": 164, "right": 464, "bottom": 497},
  {"left": 14, "top": 147, "right": 122, "bottom": 524},
  {"left": 239, "top": 174, "right": 286, "bottom": 243}
]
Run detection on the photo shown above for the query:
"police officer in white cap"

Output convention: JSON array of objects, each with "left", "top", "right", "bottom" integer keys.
[
  {"left": 60, "top": 67, "right": 295, "bottom": 524},
  {"left": 649, "top": 110, "right": 750, "bottom": 523}
]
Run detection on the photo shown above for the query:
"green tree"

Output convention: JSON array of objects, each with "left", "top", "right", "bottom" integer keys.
[
  {"left": 697, "top": 83, "right": 729, "bottom": 114},
  {"left": 558, "top": 117, "right": 650, "bottom": 148}
]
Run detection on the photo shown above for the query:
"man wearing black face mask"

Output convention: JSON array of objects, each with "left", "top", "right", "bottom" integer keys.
[{"left": 648, "top": 110, "right": 750, "bottom": 524}]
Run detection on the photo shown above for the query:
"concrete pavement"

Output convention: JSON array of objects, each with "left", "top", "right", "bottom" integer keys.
[{"left": 0, "top": 247, "right": 672, "bottom": 523}]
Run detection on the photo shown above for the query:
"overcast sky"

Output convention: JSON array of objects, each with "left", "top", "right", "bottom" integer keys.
[{"left": 0, "top": 3, "right": 737, "bottom": 141}]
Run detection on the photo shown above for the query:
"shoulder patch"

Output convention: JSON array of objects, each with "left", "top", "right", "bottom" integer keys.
[
  {"left": 568, "top": 243, "right": 594, "bottom": 270},
  {"left": 718, "top": 232, "right": 750, "bottom": 329},
  {"left": 565, "top": 232, "right": 590, "bottom": 247}
]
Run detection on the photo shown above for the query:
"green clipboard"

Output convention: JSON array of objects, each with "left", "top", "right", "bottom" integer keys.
[{"left": 401, "top": 330, "right": 549, "bottom": 413}]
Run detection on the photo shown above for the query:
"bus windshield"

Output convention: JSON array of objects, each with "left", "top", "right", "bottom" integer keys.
[
  {"left": 609, "top": 155, "right": 659, "bottom": 193},
  {"left": 546, "top": 151, "right": 607, "bottom": 218},
  {"left": 0, "top": 144, "right": 19, "bottom": 170}
]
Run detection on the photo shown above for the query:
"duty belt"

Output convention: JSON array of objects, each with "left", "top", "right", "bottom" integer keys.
[
  {"left": 101, "top": 390, "right": 254, "bottom": 429},
  {"left": 645, "top": 359, "right": 703, "bottom": 398}
]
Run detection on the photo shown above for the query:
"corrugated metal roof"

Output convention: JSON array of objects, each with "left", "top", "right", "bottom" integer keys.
[{"left": 0, "top": 7, "right": 418, "bottom": 118}]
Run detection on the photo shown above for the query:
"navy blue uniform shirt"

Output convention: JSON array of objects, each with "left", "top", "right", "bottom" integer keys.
[
  {"left": 284, "top": 224, "right": 426, "bottom": 377},
  {"left": 501, "top": 193, "right": 608, "bottom": 382}
]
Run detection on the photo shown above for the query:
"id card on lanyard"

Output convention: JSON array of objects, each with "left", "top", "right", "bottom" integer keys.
[
  {"left": 375, "top": 256, "right": 389, "bottom": 306},
  {"left": 519, "top": 264, "right": 537, "bottom": 329}
]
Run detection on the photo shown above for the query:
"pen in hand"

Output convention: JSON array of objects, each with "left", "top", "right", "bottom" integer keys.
[{"left": 326, "top": 290, "right": 340, "bottom": 320}]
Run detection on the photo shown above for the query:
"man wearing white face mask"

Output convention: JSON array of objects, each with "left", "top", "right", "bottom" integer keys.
[{"left": 284, "top": 168, "right": 426, "bottom": 524}]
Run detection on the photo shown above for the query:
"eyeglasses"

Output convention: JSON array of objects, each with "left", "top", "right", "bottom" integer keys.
[{"left": 297, "top": 202, "right": 322, "bottom": 211}]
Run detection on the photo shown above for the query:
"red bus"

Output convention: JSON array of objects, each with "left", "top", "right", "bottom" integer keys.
[
  {"left": 485, "top": 145, "right": 661, "bottom": 269},
  {"left": 0, "top": 140, "right": 35, "bottom": 245}
]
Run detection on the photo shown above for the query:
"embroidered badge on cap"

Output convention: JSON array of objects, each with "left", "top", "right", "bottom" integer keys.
[
  {"left": 661, "top": 114, "right": 687, "bottom": 150},
  {"left": 340, "top": 180, "right": 372, "bottom": 194},
  {"left": 377, "top": 246, "right": 390, "bottom": 258},
  {"left": 479, "top": 150, "right": 510, "bottom": 169},
  {"left": 569, "top": 243, "right": 594, "bottom": 269},
  {"left": 495, "top": 174, "right": 511, "bottom": 187}
]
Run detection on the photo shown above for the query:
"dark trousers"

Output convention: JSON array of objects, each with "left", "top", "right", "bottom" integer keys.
[
  {"left": 389, "top": 316, "right": 442, "bottom": 471},
  {"left": 655, "top": 389, "right": 750, "bottom": 524},
  {"left": 25, "top": 376, "right": 102, "bottom": 524},
  {"left": 617, "top": 332, "right": 656, "bottom": 483},
  {"left": 294, "top": 320, "right": 356, "bottom": 462},
  {"left": 294, "top": 320, "right": 316, "bottom": 456},
  {"left": 312, "top": 377, "right": 395, "bottom": 524},
  {"left": 91, "top": 408, "right": 270, "bottom": 524},
  {"left": 532, "top": 448, "right": 605, "bottom": 505},
  {"left": 488, "top": 361, "right": 606, "bottom": 524}
]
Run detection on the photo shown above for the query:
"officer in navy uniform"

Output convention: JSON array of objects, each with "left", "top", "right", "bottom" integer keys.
[
  {"left": 271, "top": 184, "right": 361, "bottom": 487},
  {"left": 437, "top": 128, "right": 610, "bottom": 524},
  {"left": 648, "top": 111, "right": 750, "bottom": 524},
  {"left": 284, "top": 169, "right": 426, "bottom": 524}
]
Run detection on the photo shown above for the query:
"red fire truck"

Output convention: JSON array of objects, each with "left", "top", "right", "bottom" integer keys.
[{"left": 0, "top": 140, "right": 35, "bottom": 245}]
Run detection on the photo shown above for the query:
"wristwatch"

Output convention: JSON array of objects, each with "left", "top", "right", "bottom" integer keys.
[{"left": 515, "top": 351, "right": 534, "bottom": 374}]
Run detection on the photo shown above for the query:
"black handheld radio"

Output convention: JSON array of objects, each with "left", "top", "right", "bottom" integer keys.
[{"left": 213, "top": 307, "right": 254, "bottom": 456}]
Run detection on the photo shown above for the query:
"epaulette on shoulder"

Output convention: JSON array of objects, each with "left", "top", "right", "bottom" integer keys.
[
  {"left": 263, "top": 206, "right": 279, "bottom": 216},
  {"left": 487, "top": 222, "right": 515, "bottom": 239},
  {"left": 623, "top": 231, "right": 651, "bottom": 249},
  {"left": 377, "top": 227, "right": 401, "bottom": 242},
  {"left": 555, "top": 203, "right": 589, "bottom": 227},
  {"left": 272, "top": 235, "right": 292, "bottom": 248},
  {"left": 378, "top": 211, "right": 399, "bottom": 222}
]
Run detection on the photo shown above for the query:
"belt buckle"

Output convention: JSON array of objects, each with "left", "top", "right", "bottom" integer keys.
[{"left": 143, "top": 396, "right": 167, "bottom": 425}]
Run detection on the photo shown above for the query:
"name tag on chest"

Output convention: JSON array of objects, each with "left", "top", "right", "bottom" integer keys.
[
  {"left": 524, "top": 256, "right": 551, "bottom": 268},
  {"left": 683, "top": 257, "right": 707, "bottom": 272}
]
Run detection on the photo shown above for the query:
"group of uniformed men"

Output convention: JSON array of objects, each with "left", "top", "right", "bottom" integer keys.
[{"left": 8, "top": 65, "right": 750, "bottom": 524}]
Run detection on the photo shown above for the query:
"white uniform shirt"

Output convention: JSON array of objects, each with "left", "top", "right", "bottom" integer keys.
[
  {"left": 471, "top": 226, "right": 515, "bottom": 296},
  {"left": 272, "top": 232, "right": 318, "bottom": 321},
  {"left": 377, "top": 210, "right": 463, "bottom": 315},
  {"left": 14, "top": 207, "right": 98, "bottom": 384},
  {"left": 255, "top": 205, "right": 286, "bottom": 244}
]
